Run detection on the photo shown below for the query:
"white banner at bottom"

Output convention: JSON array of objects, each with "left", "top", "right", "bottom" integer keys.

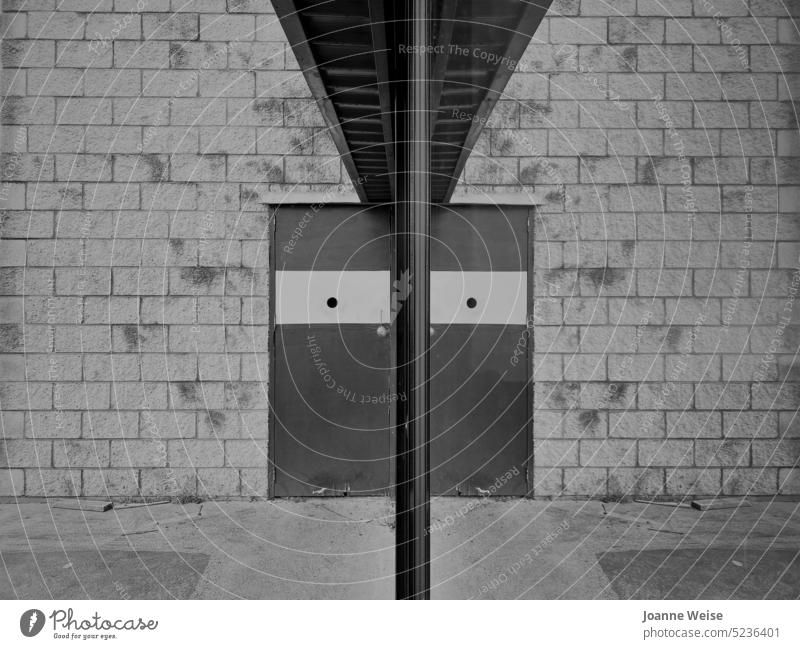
[{"left": 1, "top": 600, "right": 798, "bottom": 648}]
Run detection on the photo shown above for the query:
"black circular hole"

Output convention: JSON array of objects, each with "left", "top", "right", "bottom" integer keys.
[
  {"left": 466, "top": 297, "right": 477, "bottom": 309},
  {"left": 326, "top": 297, "right": 338, "bottom": 308}
]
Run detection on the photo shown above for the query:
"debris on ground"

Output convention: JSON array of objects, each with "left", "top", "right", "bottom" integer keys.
[
  {"left": 634, "top": 499, "right": 692, "bottom": 508},
  {"left": 114, "top": 500, "right": 171, "bottom": 509},
  {"left": 50, "top": 499, "right": 112, "bottom": 512},
  {"left": 691, "top": 498, "right": 751, "bottom": 511}
]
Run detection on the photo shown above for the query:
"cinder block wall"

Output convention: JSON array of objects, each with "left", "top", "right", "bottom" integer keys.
[
  {"left": 0, "top": 0, "right": 321, "bottom": 499},
  {"left": 1, "top": 0, "right": 798, "bottom": 498},
  {"left": 510, "top": 0, "right": 800, "bottom": 498}
]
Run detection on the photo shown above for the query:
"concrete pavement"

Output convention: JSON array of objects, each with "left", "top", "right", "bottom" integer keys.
[{"left": 1, "top": 497, "right": 798, "bottom": 599}]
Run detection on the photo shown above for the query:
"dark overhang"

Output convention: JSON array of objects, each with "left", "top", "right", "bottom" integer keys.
[{"left": 273, "top": 0, "right": 552, "bottom": 203}]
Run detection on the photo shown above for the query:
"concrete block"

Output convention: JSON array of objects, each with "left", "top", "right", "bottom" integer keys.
[
  {"left": 580, "top": 439, "right": 637, "bottom": 466},
  {"left": 639, "top": 440, "right": 694, "bottom": 467},
  {"left": 83, "top": 468, "right": 139, "bottom": 496},
  {"left": 197, "top": 467, "right": 239, "bottom": 496},
  {"left": 25, "top": 468, "right": 81, "bottom": 496}
]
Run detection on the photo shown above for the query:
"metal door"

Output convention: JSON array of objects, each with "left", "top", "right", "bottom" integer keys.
[
  {"left": 429, "top": 205, "right": 531, "bottom": 496},
  {"left": 270, "top": 203, "right": 531, "bottom": 497},
  {"left": 271, "top": 205, "right": 393, "bottom": 496}
]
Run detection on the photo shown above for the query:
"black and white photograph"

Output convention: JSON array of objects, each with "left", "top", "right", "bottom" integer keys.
[{"left": 0, "top": 0, "right": 799, "bottom": 645}]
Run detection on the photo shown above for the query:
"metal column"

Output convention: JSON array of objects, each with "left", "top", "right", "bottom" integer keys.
[{"left": 395, "top": 0, "right": 432, "bottom": 600}]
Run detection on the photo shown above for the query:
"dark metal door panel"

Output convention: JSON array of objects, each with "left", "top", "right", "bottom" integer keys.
[
  {"left": 273, "top": 325, "right": 393, "bottom": 497},
  {"left": 429, "top": 205, "right": 531, "bottom": 496},
  {"left": 430, "top": 325, "right": 528, "bottom": 495},
  {"left": 272, "top": 205, "right": 392, "bottom": 497},
  {"left": 430, "top": 204, "right": 529, "bottom": 272},
  {"left": 276, "top": 204, "right": 391, "bottom": 271}
]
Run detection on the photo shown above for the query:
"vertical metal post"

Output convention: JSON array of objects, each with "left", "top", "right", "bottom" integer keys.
[{"left": 395, "top": 0, "right": 432, "bottom": 600}]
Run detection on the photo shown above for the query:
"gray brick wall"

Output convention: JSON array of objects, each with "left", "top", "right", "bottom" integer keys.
[
  {"left": 0, "top": 0, "right": 289, "bottom": 498},
  {"left": 1, "top": 0, "right": 799, "bottom": 499},
  {"left": 513, "top": 0, "right": 800, "bottom": 498}
]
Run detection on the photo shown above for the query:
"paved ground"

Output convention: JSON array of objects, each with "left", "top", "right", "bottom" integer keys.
[{"left": 1, "top": 497, "right": 798, "bottom": 599}]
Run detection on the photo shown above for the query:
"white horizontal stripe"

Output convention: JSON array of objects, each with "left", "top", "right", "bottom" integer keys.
[
  {"left": 276, "top": 271, "right": 391, "bottom": 324},
  {"left": 276, "top": 271, "right": 527, "bottom": 325},
  {"left": 431, "top": 271, "right": 527, "bottom": 325}
]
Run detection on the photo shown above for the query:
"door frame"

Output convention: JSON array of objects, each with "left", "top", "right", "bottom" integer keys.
[{"left": 267, "top": 202, "right": 535, "bottom": 498}]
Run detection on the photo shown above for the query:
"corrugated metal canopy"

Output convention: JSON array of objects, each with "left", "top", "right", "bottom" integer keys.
[{"left": 273, "top": 0, "right": 552, "bottom": 203}]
